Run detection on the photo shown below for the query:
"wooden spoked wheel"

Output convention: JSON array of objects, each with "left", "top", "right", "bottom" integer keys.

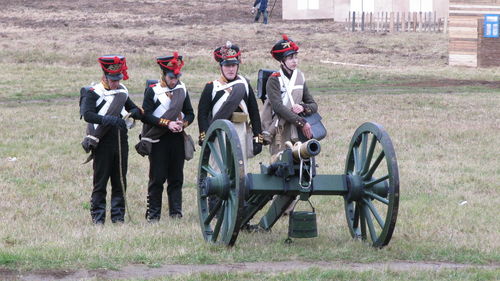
[
  {"left": 197, "top": 120, "right": 246, "bottom": 246},
  {"left": 344, "top": 122, "right": 399, "bottom": 248}
]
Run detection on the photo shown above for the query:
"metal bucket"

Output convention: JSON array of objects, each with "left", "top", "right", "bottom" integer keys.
[{"left": 288, "top": 210, "right": 318, "bottom": 238}]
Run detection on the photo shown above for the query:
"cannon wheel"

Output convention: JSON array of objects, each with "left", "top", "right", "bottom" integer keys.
[
  {"left": 197, "top": 120, "right": 245, "bottom": 246},
  {"left": 344, "top": 122, "right": 399, "bottom": 248}
]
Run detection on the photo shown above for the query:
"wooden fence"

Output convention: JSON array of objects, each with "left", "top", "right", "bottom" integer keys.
[{"left": 347, "top": 11, "right": 448, "bottom": 33}]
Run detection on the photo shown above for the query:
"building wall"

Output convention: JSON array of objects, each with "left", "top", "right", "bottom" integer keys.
[
  {"left": 283, "top": 0, "right": 449, "bottom": 22},
  {"left": 395, "top": 0, "right": 409, "bottom": 13},
  {"left": 282, "top": 0, "right": 335, "bottom": 20},
  {"left": 478, "top": 18, "right": 500, "bottom": 67},
  {"left": 342, "top": 0, "right": 446, "bottom": 22},
  {"left": 433, "top": 1, "right": 449, "bottom": 19},
  {"left": 374, "top": 0, "right": 395, "bottom": 12},
  {"left": 334, "top": 0, "right": 351, "bottom": 21},
  {"left": 448, "top": 0, "right": 500, "bottom": 67}
]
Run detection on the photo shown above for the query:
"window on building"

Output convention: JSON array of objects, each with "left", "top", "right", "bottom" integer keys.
[
  {"left": 298, "top": 0, "right": 319, "bottom": 10},
  {"left": 484, "top": 14, "right": 499, "bottom": 38}
]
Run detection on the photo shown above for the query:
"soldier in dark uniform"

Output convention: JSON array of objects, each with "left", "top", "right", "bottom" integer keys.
[
  {"left": 197, "top": 41, "right": 263, "bottom": 165},
  {"left": 262, "top": 34, "right": 318, "bottom": 155},
  {"left": 80, "top": 55, "right": 142, "bottom": 224},
  {"left": 138, "top": 52, "right": 194, "bottom": 221}
]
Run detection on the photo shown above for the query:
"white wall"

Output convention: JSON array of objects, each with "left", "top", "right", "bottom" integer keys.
[
  {"left": 297, "top": 0, "right": 320, "bottom": 10},
  {"left": 334, "top": 0, "right": 351, "bottom": 21},
  {"left": 350, "top": 0, "right": 375, "bottom": 12},
  {"left": 283, "top": 0, "right": 335, "bottom": 20},
  {"left": 348, "top": 0, "right": 440, "bottom": 14},
  {"left": 286, "top": 0, "right": 448, "bottom": 22},
  {"left": 409, "top": 0, "right": 433, "bottom": 12}
]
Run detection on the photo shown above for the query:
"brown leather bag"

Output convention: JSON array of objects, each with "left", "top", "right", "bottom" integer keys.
[{"left": 183, "top": 132, "right": 195, "bottom": 161}]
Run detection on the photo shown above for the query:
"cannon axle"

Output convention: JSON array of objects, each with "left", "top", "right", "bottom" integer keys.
[
  {"left": 200, "top": 174, "right": 231, "bottom": 200},
  {"left": 344, "top": 174, "right": 389, "bottom": 201}
]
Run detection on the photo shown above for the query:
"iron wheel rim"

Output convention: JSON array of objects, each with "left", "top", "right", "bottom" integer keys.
[
  {"left": 344, "top": 122, "right": 400, "bottom": 247},
  {"left": 197, "top": 120, "right": 246, "bottom": 246}
]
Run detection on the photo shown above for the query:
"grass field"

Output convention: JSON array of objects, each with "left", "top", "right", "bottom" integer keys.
[
  {"left": 0, "top": 0, "right": 499, "bottom": 280},
  {"left": 159, "top": 268, "right": 500, "bottom": 281}
]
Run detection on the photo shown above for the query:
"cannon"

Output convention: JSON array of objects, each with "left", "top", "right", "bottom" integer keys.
[{"left": 197, "top": 120, "right": 399, "bottom": 247}]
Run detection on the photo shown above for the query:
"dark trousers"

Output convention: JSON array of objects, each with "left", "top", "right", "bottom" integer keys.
[
  {"left": 255, "top": 9, "right": 268, "bottom": 24},
  {"left": 146, "top": 131, "right": 185, "bottom": 220},
  {"left": 90, "top": 130, "right": 128, "bottom": 224}
]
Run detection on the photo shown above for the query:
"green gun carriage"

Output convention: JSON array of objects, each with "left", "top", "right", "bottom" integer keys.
[{"left": 197, "top": 120, "right": 399, "bottom": 247}]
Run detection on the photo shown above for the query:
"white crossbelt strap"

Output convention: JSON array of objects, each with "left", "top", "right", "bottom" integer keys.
[
  {"left": 92, "top": 82, "right": 129, "bottom": 129},
  {"left": 274, "top": 69, "right": 304, "bottom": 128},
  {"left": 140, "top": 137, "right": 160, "bottom": 143},
  {"left": 85, "top": 135, "right": 99, "bottom": 143},
  {"left": 278, "top": 69, "right": 304, "bottom": 107},
  {"left": 212, "top": 76, "right": 249, "bottom": 117},
  {"left": 152, "top": 82, "right": 187, "bottom": 118}
]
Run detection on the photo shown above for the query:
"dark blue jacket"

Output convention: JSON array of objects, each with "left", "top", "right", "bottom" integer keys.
[{"left": 253, "top": 0, "right": 268, "bottom": 11}]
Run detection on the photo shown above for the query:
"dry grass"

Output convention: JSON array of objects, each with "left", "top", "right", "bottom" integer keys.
[
  {"left": 0, "top": 91, "right": 499, "bottom": 270},
  {"left": 167, "top": 268, "right": 499, "bottom": 281},
  {"left": 0, "top": 0, "right": 499, "bottom": 274}
]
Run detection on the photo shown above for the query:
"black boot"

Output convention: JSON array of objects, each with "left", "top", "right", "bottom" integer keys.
[
  {"left": 145, "top": 196, "right": 162, "bottom": 222},
  {"left": 111, "top": 195, "right": 125, "bottom": 223},
  {"left": 168, "top": 188, "right": 183, "bottom": 218},
  {"left": 90, "top": 200, "right": 106, "bottom": 224}
]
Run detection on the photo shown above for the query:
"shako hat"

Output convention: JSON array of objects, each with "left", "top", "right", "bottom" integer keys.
[
  {"left": 98, "top": 55, "right": 129, "bottom": 80},
  {"left": 271, "top": 34, "right": 299, "bottom": 61},
  {"left": 157, "top": 52, "right": 184, "bottom": 78},
  {"left": 213, "top": 41, "right": 241, "bottom": 65}
]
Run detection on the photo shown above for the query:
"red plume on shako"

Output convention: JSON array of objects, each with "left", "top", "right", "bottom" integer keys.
[
  {"left": 98, "top": 55, "right": 129, "bottom": 80},
  {"left": 157, "top": 52, "right": 185, "bottom": 78},
  {"left": 270, "top": 34, "right": 300, "bottom": 61}
]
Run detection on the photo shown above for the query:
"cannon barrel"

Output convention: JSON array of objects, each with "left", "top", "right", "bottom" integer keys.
[
  {"left": 286, "top": 139, "right": 321, "bottom": 161},
  {"left": 268, "top": 139, "right": 321, "bottom": 171}
]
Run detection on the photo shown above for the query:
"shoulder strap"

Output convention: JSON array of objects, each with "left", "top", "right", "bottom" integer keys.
[
  {"left": 279, "top": 69, "right": 297, "bottom": 106},
  {"left": 152, "top": 82, "right": 187, "bottom": 118}
]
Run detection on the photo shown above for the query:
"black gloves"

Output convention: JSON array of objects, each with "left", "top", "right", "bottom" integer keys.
[
  {"left": 102, "top": 115, "right": 127, "bottom": 131},
  {"left": 129, "top": 108, "right": 143, "bottom": 120},
  {"left": 252, "top": 134, "right": 264, "bottom": 156},
  {"left": 253, "top": 139, "right": 263, "bottom": 156},
  {"left": 81, "top": 136, "right": 98, "bottom": 153},
  {"left": 198, "top": 132, "right": 206, "bottom": 146}
]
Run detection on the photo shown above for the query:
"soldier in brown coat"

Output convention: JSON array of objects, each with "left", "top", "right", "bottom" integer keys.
[{"left": 262, "top": 34, "right": 318, "bottom": 155}]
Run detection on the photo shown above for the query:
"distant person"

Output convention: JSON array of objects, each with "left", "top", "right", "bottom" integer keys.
[
  {"left": 251, "top": 0, "right": 260, "bottom": 14},
  {"left": 137, "top": 52, "right": 195, "bottom": 221},
  {"left": 80, "top": 55, "right": 142, "bottom": 224},
  {"left": 252, "top": 0, "right": 268, "bottom": 24}
]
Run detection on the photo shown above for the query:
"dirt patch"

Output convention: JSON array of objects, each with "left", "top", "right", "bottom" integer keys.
[
  {"left": 0, "top": 0, "right": 450, "bottom": 71},
  {"left": 394, "top": 79, "right": 500, "bottom": 88},
  {"left": 3, "top": 261, "right": 499, "bottom": 280},
  {"left": 1, "top": 0, "right": 283, "bottom": 29}
]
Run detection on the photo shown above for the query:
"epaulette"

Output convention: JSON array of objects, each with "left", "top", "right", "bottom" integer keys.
[
  {"left": 271, "top": 72, "right": 280, "bottom": 77},
  {"left": 149, "top": 84, "right": 157, "bottom": 88}
]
